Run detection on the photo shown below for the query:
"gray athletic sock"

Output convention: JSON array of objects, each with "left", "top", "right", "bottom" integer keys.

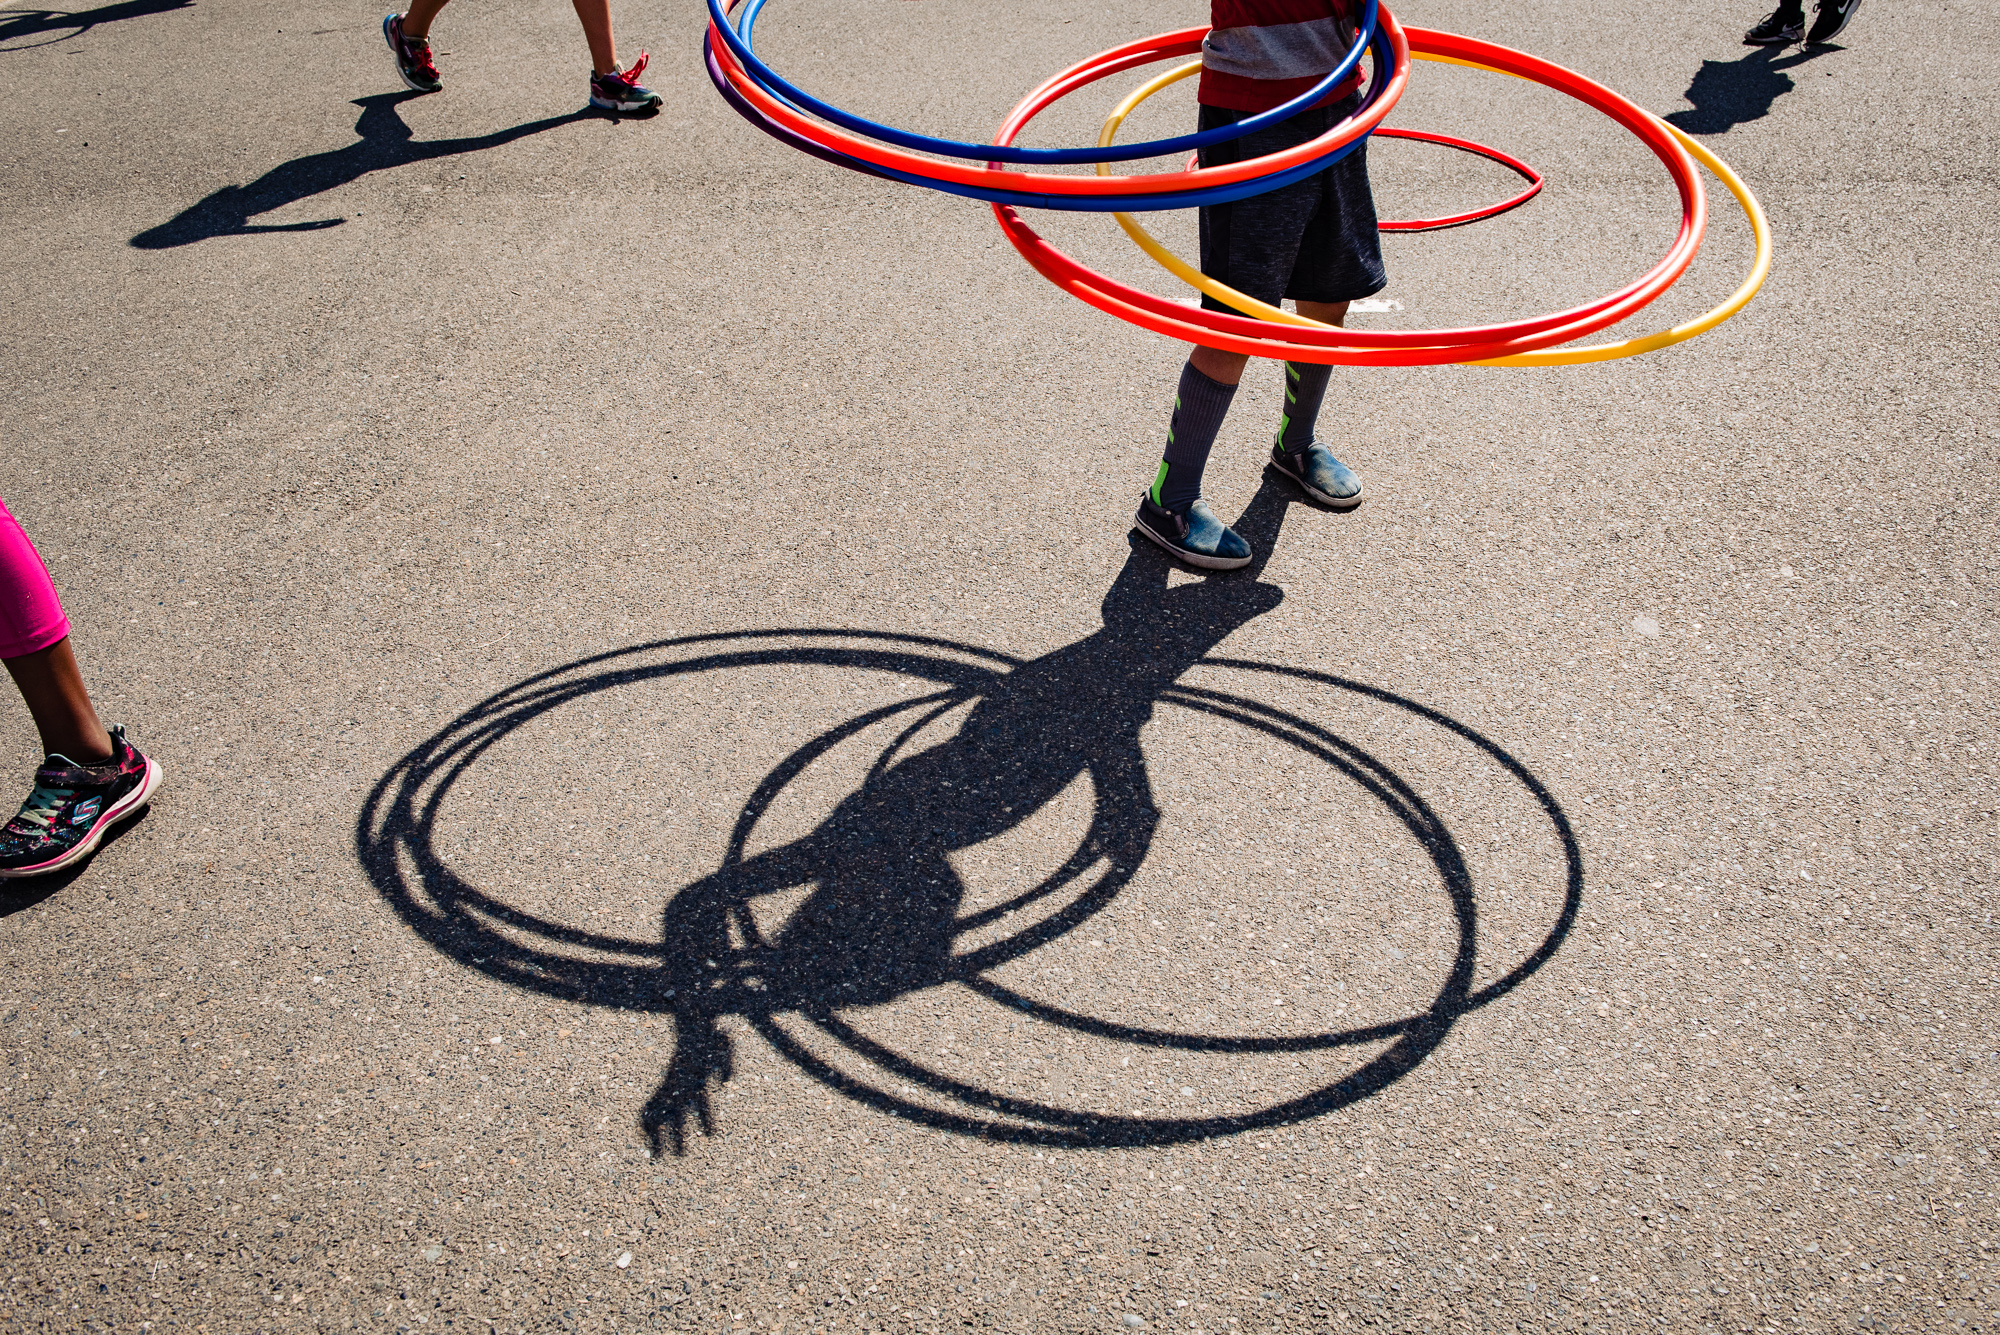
[
  {"left": 1278, "top": 361, "right": 1333, "bottom": 453},
  {"left": 1153, "top": 362, "right": 1237, "bottom": 513}
]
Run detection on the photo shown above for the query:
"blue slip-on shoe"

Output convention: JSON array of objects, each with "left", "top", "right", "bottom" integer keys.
[
  {"left": 1268, "top": 432, "right": 1364, "bottom": 509},
  {"left": 1133, "top": 494, "right": 1252, "bottom": 571}
]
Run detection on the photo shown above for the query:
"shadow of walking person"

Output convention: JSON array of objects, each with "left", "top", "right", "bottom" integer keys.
[
  {"left": 1664, "top": 43, "right": 1832, "bottom": 135},
  {"left": 0, "top": 0, "right": 191, "bottom": 53},
  {"left": 638, "top": 481, "right": 1300, "bottom": 1152},
  {"left": 130, "top": 92, "right": 589, "bottom": 249}
]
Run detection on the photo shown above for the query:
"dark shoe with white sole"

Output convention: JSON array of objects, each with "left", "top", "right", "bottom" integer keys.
[
  {"left": 1268, "top": 433, "right": 1363, "bottom": 508},
  {"left": 1743, "top": 9, "right": 1803, "bottom": 43},
  {"left": 1133, "top": 494, "right": 1252, "bottom": 570},
  {"left": 590, "top": 52, "right": 662, "bottom": 112},
  {"left": 1805, "top": 0, "right": 1861, "bottom": 44},
  {"left": 383, "top": 13, "right": 443, "bottom": 93}
]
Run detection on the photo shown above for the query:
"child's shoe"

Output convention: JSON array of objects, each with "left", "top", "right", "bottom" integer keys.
[
  {"left": 0, "top": 726, "right": 161, "bottom": 879},
  {"left": 383, "top": 13, "right": 443, "bottom": 93},
  {"left": 1133, "top": 494, "right": 1251, "bottom": 570},
  {"left": 590, "top": 52, "right": 662, "bottom": 112},
  {"left": 1269, "top": 433, "right": 1364, "bottom": 509},
  {"left": 1743, "top": 9, "right": 1803, "bottom": 43},
  {"left": 1804, "top": 0, "right": 1861, "bottom": 44}
]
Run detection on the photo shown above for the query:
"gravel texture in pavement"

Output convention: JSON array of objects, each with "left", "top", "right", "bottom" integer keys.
[{"left": 1, "top": 0, "right": 1995, "bottom": 1331}]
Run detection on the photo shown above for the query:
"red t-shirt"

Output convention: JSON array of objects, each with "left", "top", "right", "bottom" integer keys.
[{"left": 1199, "top": 0, "right": 1365, "bottom": 112}]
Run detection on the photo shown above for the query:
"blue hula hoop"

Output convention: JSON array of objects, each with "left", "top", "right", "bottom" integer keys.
[
  {"left": 702, "top": 16, "right": 1395, "bottom": 212},
  {"left": 712, "top": 0, "right": 1380, "bottom": 167}
]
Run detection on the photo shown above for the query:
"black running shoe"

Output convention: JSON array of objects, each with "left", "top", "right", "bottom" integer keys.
[
  {"left": 1133, "top": 494, "right": 1251, "bottom": 570},
  {"left": 1743, "top": 9, "right": 1803, "bottom": 43},
  {"left": 1805, "top": 0, "right": 1861, "bottom": 44},
  {"left": 383, "top": 13, "right": 442, "bottom": 94},
  {"left": 590, "top": 51, "right": 662, "bottom": 113},
  {"left": 0, "top": 726, "right": 161, "bottom": 879}
]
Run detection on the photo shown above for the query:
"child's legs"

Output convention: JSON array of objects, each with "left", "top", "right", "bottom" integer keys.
[
  {"left": 570, "top": 0, "right": 617, "bottom": 74},
  {"left": 4, "top": 641, "right": 111, "bottom": 765},
  {"left": 1191, "top": 103, "right": 1346, "bottom": 385},
  {"left": 400, "top": 0, "right": 616, "bottom": 73},
  {"left": 1188, "top": 300, "right": 1346, "bottom": 385},
  {"left": 0, "top": 499, "right": 109, "bottom": 763},
  {"left": 400, "top": 0, "right": 450, "bottom": 40},
  {"left": 0, "top": 499, "right": 67, "bottom": 664}
]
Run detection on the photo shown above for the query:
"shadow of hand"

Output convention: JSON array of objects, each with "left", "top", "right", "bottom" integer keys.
[{"left": 641, "top": 1013, "right": 736, "bottom": 1157}]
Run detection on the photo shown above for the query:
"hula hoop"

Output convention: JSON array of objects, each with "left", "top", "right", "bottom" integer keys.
[
  {"left": 1437, "top": 62, "right": 1772, "bottom": 366},
  {"left": 1102, "top": 56, "right": 1544, "bottom": 326},
  {"left": 705, "top": 3, "right": 1414, "bottom": 209},
  {"left": 1373, "top": 128, "right": 1544, "bottom": 232},
  {"left": 701, "top": 4, "right": 1768, "bottom": 365},
  {"left": 714, "top": 0, "right": 1380, "bottom": 166},
  {"left": 1161, "top": 84, "right": 1545, "bottom": 233},
  {"left": 703, "top": 23, "right": 1392, "bottom": 213},
  {"left": 991, "top": 26, "right": 1706, "bottom": 365},
  {"left": 1094, "top": 50, "right": 1766, "bottom": 364}
]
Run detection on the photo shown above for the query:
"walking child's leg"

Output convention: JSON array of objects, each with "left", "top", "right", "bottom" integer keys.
[
  {"left": 1, "top": 499, "right": 109, "bottom": 763},
  {"left": 577, "top": 0, "right": 659, "bottom": 109},
  {"left": 399, "top": 0, "right": 449, "bottom": 40},
  {"left": 4, "top": 642, "right": 111, "bottom": 765},
  {"left": 570, "top": 0, "right": 618, "bottom": 75},
  {"left": 0, "top": 499, "right": 160, "bottom": 878}
]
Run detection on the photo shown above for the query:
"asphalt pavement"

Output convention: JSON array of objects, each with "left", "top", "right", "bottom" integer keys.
[{"left": 0, "top": 0, "right": 1995, "bottom": 1330}]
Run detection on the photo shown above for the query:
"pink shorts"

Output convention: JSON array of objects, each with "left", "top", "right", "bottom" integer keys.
[{"left": 0, "top": 496, "right": 70, "bottom": 660}]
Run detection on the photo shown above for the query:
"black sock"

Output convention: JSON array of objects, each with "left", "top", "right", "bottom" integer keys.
[
  {"left": 1278, "top": 361, "right": 1333, "bottom": 453},
  {"left": 1154, "top": 363, "right": 1237, "bottom": 512},
  {"left": 1776, "top": 0, "right": 1804, "bottom": 19}
]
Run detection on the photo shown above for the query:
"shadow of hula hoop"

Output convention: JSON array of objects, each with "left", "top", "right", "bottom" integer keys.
[{"left": 358, "top": 629, "right": 1581, "bottom": 1149}]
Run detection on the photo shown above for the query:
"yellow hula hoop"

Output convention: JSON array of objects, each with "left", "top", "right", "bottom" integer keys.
[{"left": 1095, "top": 55, "right": 1772, "bottom": 366}]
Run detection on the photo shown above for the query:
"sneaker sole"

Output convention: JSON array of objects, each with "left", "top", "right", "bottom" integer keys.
[
  {"left": 590, "top": 94, "right": 662, "bottom": 112},
  {"left": 0, "top": 756, "right": 163, "bottom": 880},
  {"left": 1131, "top": 511, "right": 1252, "bottom": 571},
  {"left": 1807, "top": 0, "right": 1859, "bottom": 42},
  {"left": 1743, "top": 28, "right": 1801, "bottom": 42},
  {"left": 383, "top": 14, "right": 442, "bottom": 93},
  {"left": 1268, "top": 450, "right": 1365, "bottom": 509}
]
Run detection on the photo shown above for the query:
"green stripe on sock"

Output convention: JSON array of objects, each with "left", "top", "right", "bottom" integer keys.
[{"left": 1150, "top": 460, "right": 1170, "bottom": 507}]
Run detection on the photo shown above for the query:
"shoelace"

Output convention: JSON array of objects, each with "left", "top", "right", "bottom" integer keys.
[
  {"left": 604, "top": 49, "right": 649, "bottom": 86},
  {"left": 403, "top": 34, "right": 439, "bottom": 79},
  {"left": 4, "top": 783, "right": 71, "bottom": 837}
]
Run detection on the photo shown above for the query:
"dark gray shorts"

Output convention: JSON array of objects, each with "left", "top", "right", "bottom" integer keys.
[{"left": 1196, "top": 93, "right": 1387, "bottom": 314}]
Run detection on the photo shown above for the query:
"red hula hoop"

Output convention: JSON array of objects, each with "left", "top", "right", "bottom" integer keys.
[
  {"left": 708, "top": 17, "right": 1412, "bottom": 197},
  {"left": 991, "top": 22, "right": 1706, "bottom": 365},
  {"left": 1179, "top": 127, "right": 1544, "bottom": 232}
]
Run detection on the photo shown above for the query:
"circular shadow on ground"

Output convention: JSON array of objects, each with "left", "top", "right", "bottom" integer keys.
[{"left": 359, "top": 617, "right": 1581, "bottom": 1153}]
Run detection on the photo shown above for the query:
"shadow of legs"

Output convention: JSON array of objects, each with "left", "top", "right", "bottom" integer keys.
[
  {"left": 1664, "top": 44, "right": 1834, "bottom": 134},
  {"left": 130, "top": 95, "right": 589, "bottom": 248}
]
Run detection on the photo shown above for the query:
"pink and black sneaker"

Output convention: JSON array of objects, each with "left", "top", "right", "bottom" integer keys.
[
  {"left": 0, "top": 725, "right": 161, "bottom": 879},
  {"left": 383, "top": 13, "right": 443, "bottom": 94},
  {"left": 589, "top": 51, "right": 662, "bottom": 113}
]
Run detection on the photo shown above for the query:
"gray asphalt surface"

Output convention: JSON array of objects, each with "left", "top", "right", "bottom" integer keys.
[{"left": 2, "top": 0, "right": 1996, "bottom": 1330}]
